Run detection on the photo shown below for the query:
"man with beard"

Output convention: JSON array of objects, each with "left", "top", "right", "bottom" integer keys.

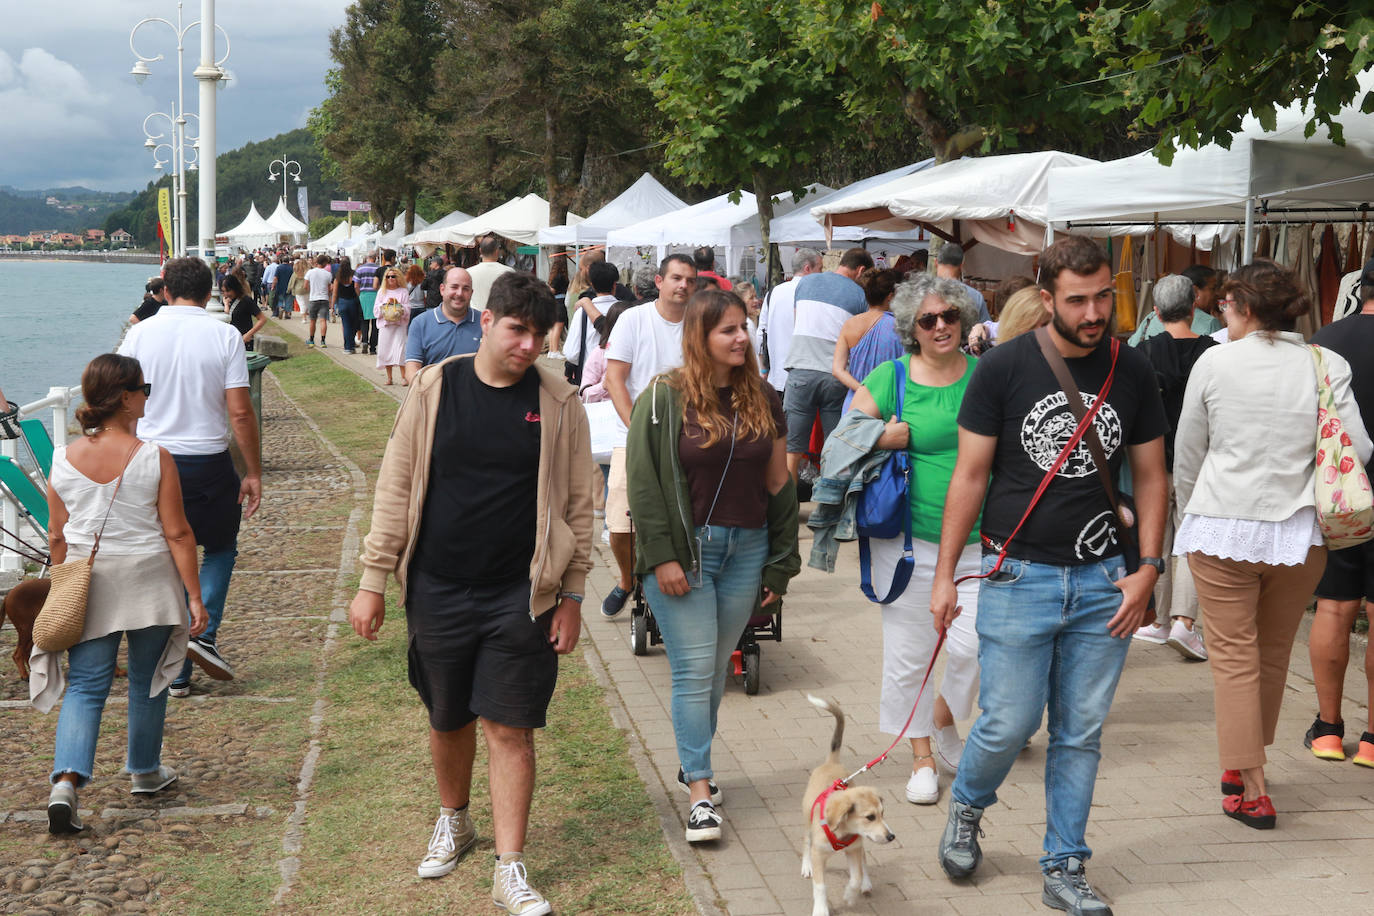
[{"left": 930, "top": 235, "right": 1168, "bottom": 915}]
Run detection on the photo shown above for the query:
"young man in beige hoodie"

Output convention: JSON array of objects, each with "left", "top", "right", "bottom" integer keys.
[{"left": 349, "top": 270, "right": 594, "bottom": 916}]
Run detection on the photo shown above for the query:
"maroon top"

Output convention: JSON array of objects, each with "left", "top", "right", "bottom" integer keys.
[{"left": 678, "top": 384, "right": 786, "bottom": 530}]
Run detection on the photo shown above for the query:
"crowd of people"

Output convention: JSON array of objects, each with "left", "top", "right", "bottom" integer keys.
[{"left": 20, "top": 234, "right": 1374, "bottom": 916}]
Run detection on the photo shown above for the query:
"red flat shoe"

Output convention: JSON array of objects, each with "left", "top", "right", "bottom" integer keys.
[
  {"left": 1220, "top": 769, "right": 1243, "bottom": 796},
  {"left": 1223, "top": 794, "right": 1276, "bottom": 829}
]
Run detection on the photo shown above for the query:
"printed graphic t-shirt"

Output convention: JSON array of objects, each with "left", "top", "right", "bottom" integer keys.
[
  {"left": 412, "top": 358, "right": 541, "bottom": 585},
  {"left": 957, "top": 332, "right": 1168, "bottom": 565}
]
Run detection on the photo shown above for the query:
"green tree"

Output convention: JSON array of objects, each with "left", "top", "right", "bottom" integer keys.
[
  {"left": 309, "top": 215, "right": 345, "bottom": 238},
  {"left": 1089, "top": 1, "right": 1374, "bottom": 164},
  {"left": 628, "top": 0, "right": 847, "bottom": 279}
]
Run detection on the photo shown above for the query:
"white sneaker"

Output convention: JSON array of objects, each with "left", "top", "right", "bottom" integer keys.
[
  {"left": 417, "top": 808, "right": 476, "bottom": 878},
  {"left": 905, "top": 766, "right": 939, "bottom": 805},
  {"left": 1166, "top": 619, "right": 1208, "bottom": 661},
  {"left": 493, "top": 853, "right": 552, "bottom": 915},
  {"left": 934, "top": 724, "right": 964, "bottom": 773},
  {"left": 600, "top": 527, "right": 610, "bottom": 545},
  {"left": 1132, "top": 622, "right": 1169, "bottom": 645}
]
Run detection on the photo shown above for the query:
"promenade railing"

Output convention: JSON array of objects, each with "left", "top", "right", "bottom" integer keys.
[{"left": 0, "top": 386, "right": 75, "bottom": 574}]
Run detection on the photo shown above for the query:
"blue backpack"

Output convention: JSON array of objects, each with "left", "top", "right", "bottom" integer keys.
[{"left": 857, "top": 359, "right": 913, "bottom": 604}]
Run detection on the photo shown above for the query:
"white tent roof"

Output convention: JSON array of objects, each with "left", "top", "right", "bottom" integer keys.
[
  {"left": 811, "top": 151, "right": 1099, "bottom": 254},
  {"left": 307, "top": 219, "right": 367, "bottom": 252},
  {"left": 401, "top": 208, "right": 470, "bottom": 247},
  {"left": 606, "top": 187, "right": 821, "bottom": 250},
  {"left": 376, "top": 212, "right": 430, "bottom": 249},
  {"left": 537, "top": 173, "right": 688, "bottom": 246},
  {"left": 771, "top": 160, "right": 936, "bottom": 246},
  {"left": 415, "top": 194, "right": 580, "bottom": 251},
  {"left": 221, "top": 202, "right": 277, "bottom": 240},
  {"left": 264, "top": 198, "right": 309, "bottom": 238},
  {"left": 1047, "top": 76, "right": 1374, "bottom": 243}
]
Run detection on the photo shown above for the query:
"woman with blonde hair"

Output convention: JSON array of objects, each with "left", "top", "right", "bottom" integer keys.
[
  {"left": 626, "top": 288, "right": 800, "bottom": 843},
  {"left": 288, "top": 258, "right": 310, "bottom": 321},
  {"left": 993, "top": 286, "right": 1050, "bottom": 343},
  {"left": 374, "top": 267, "right": 412, "bottom": 385}
]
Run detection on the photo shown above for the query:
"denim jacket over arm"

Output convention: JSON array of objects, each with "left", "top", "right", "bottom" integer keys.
[{"left": 807, "top": 408, "right": 890, "bottom": 573}]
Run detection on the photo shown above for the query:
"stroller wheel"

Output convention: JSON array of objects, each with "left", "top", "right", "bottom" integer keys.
[
  {"left": 742, "top": 644, "right": 760, "bottom": 695},
  {"left": 630, "top": 606, "right": 649, "bottom": 656}
]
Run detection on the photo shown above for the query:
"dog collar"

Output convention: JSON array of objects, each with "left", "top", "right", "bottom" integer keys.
[{"left": 810, "top": 778, "right": 859, "bottom": 851}]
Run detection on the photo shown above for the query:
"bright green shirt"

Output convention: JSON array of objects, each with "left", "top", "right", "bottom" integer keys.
[{"left": 862, "top": 354, "right": 980, "bottom": 545}]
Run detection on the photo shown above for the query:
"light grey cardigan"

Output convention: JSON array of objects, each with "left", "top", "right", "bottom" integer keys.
[{"left": 1174, "top": 331, "right": 1373, "bottom": 522}]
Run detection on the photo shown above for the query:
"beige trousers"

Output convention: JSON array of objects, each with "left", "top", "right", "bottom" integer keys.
[{"left": 1154, "top": 474, "right": 1201, "bottom": 622}]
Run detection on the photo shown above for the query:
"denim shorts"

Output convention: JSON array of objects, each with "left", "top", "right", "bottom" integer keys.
[
  {"left": 308, "top": 299, "right": 330, "bottom": 321},
  {"left": 782, "top": 368, "right": 847, "bottom": 453}
]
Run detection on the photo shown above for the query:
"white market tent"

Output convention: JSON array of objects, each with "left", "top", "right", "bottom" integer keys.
[
  {"left": 1046, "top": 79, "right": 1374, "bottom": 250},
  {"left": 771, "top": 159, "right": 936, "bottom": 247},
  {"left": 537, "top": 173, "right": 688, "bottom": 247},
  {"left": 264, "top": 198, "right": 309, "bottom": 240},
  {"left": 401, "top": 208, "right": 472, "bottom": 248},
  {"left": 413, "top": 194, "right": 580, "bottom": 254},
  {"left": 340, "top": 212, "right": 432, "bottom": 253},
  {"left": 811, "top": 151, "right": 1099, "bottom": 256},
  {"left": 307, "top": 219, "right": 362, "bottom": 252},
  {"left": 376, "top": 212, "right": 430, "bottom": 250},
  {"left": 221, "top": 203, "right": 279, "bottom": 250}
]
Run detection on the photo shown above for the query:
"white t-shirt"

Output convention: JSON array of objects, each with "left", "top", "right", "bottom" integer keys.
[
  {"left": 466, "top": 260, "right": 514, "bottom": 312},
  {"left": 562, "top": 294, "right": 617, "bottom": 363},
  {"left": 305, "top": 267, "right": 333, "bottom": 301},
  {"left": 117, "top": 305, "right": 250, "bottom": 455},
  {"left": 605, "top": 300, "right": 684, "bottom": 440},
  {"left": 757, "top": 277, "right": 800, "bottom": 391}
]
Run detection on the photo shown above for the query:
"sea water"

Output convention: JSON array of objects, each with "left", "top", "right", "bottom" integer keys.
[{"left": 0, "top": 259, "right": 156, "bottom": 411}]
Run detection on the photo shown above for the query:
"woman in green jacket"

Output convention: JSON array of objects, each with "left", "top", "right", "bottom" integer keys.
[{"left": 627, "top": 288, "right": 800, "bottom": 845}]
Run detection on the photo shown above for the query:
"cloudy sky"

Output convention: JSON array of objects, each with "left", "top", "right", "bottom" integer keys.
[{"left": 0, "top": 0, "right": 351, "bottom": 193}]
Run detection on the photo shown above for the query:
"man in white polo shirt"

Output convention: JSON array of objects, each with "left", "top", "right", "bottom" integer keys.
[
  {"left": 119, "top": 256, "right": 263, "bottom": 697},
  {"left": 467, "top": 236, "right": 514, "bottom": 312}
]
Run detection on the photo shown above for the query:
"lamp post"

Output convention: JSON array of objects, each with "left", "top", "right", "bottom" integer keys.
[
  {"left": 141, "top": 109, "right": 199, "bottom": 256},
  {"left": 130, "top": 0, "right": 229, "bottom": 311},
  {"left": 268, "top": 154, "right": 303, "bottom": 209}
]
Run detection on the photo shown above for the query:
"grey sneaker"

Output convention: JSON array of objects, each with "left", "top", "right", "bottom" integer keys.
[
  {"left": 1043, "top": 856, "right": 1112, "bottom": 915},
  {"left": 493, "top": 852, "right": 552, "bottom": 915},
  {"left": 417, "top": 808, "right": 476, "bottom": 878},
  {"left": 130, "top": 764, "right": 178, "bottom": 795},
  {"left": 48, "top": 781, "right": 85, "bottom": 834},
  {"left": 938, "top": 800, "right": 984, "bottom": 878}
]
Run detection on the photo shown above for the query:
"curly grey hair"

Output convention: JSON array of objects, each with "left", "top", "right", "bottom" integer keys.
[
  {"left": 1152, "top": 274, "right": 1195, "bottom": 323},
  {"left": 891, "top": 274, "right": 980, "bottom": 354}
]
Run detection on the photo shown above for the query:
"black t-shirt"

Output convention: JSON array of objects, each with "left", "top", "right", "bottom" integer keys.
[
  {"left": 1137, "top": 333, "right": 1217, "bottom": 471},
  {"left": 679, "top": 385, "right": 786, "bottom": 529},
  {"left": 579, "top": 284, "right": 634, "bottom": 304},
  {"left": 228, "top": 297, "right": 263, "bottom": 351},
  {"left": 133, "top": 296, "right": 163, "bottom": 322},
  {"left": 958, "top": 332, "right": 1168, "bottom": 565},
  {"left": 1311, "top": 314, "right": 1374, "bottom": 427},
  {"left": 412, "top": 358, "right": 542, "bottom": 585},
  {"left": 423, "top": 268, "right": 445, "bottom": 309}
]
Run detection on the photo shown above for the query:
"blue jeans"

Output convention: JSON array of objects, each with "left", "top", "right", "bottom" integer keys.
[
  {"left": 951, "top": 553, "right": 1131, "bottom": 872},
  {"left": 337, "top": 297, "right": 361, "bottom": 351},
  {"left": 52, "top": 626, "right": 173, "bottom": 786},
  {"left": 176, "top": 547, "right": 237, "bottom": 682},
  {"left": 642, "top": 525, "right": 768, "bottom": 783}
]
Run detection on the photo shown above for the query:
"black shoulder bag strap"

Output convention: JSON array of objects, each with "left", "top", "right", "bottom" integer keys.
[{"left": 1033, "top": 326, "right": 1137, "bottom": 554}]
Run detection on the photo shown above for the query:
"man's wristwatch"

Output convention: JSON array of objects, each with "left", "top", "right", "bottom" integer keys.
[
  {"left": 560, "top": 592, "right": 584, "bottom": 604},
  {"left": 1138, "top": 557, "right": 1166, "bottom": 574}
]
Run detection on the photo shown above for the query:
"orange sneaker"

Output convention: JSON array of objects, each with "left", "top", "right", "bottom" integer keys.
[
  {"left": 1353, "top": 732, "right": 1374, "bottom": 768},
  {"left": 1304, "top": 716, "right": 1346, "bottom": 761}
]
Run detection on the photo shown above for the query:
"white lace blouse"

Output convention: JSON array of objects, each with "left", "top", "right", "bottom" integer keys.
[{"left": 1174, "top": 506, "right": 1323, "bottom": 566}]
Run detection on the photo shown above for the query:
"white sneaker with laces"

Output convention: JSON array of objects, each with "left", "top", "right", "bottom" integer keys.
[
  {"left": 417, "top": 808, "right": 476, "bottom": 878},
  {"left": 493, "top": 853, "right": 552, "bottom": 915},
  {"left": 933, "top": 724, "right": 964, "bottom": 773},
  {"left": 905, "top": 766, "right": 939, "bottom": 805},
  {"left": 1132, "top": 622, "right": 1169, "bottom": 645},
  {"left": 1166, "top": 618, "right": 1208, "bottom": 661}
]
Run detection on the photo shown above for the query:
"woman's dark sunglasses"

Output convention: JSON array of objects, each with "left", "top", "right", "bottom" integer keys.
[
  {"left": 916, "top": 307, "right": 961, "bottom": 331},
  {"left": 126, "top": 383, "right": 153, "bottom": 396}
]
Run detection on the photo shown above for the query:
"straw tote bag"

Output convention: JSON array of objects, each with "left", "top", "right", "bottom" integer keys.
[
  {"left": 32, "top": 442, "right": 142, "bottom": 653},
  {"left": 1310, "top": 347, "right": 1374, "bottom": 549}
]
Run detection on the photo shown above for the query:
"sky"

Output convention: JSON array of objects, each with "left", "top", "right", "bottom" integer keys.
[{"left": 0, "top": 0, "right": 351, "bottom": 193}]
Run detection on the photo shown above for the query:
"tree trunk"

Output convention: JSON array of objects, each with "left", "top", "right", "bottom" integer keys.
[
  {"left": 405, "top": 187, "right": 417, "bottom": 235},
  {"left": 752, "top": 171, "right": 779, "bottom": 285},
  {"left": 543, "top": 105, "right": 588, "bottom": 227}
]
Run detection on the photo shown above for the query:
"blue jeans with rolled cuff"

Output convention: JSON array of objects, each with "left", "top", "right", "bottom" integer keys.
[{"left": 176, "top": 546, "right": 237, "bottom": 682}]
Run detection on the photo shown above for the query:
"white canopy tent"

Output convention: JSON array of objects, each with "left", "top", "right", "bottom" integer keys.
[
  {"left": 308, "top": 220, "right": 371, "bottom": 253},
  {"left": 412, "top": 194, "right": 580, "bottom": 254},
  {"left": 221, "top": 203, "right": 279, "bottom": 250},
  {"left": 264, "top": 199, "right": 309, "bottom": 240},
  {"left": 401, "top": 208, "right": 472, "bottom": 248},
  {"left": 375, "top": 212, "right": 430, "bottom": 250},
  {"left": 537, "top": 173, "right": 687, "bottom": 247},
  {"left": 771, "top": 160, "right": 937, "bottom": 247}
]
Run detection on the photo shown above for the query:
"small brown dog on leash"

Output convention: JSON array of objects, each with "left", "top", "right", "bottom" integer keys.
[
  {"left": 802, "top": 694, "right": 896, "bottom": 916},
  {"left": 1, "top": 578, "right": 47, "bottom": 679}
]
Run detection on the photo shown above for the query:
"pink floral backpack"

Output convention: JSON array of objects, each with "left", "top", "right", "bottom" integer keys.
[{"left": 1311, "top": 345, "right": 1374, "bottom": 548}]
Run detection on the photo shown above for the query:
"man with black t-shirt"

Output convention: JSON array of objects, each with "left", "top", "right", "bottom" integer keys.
[
  {"left": 350, "top": 271, "right": 593, "bottom": 916},
  {"left": 931, "top": 235, "right": 1168, "bottom": 915}
]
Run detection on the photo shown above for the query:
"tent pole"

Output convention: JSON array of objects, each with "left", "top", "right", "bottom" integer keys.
[{"left": 1242, "top": 198, "right": 1255, "bottom": 265}]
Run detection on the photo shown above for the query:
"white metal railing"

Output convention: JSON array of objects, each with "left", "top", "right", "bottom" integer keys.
[{"left": 0, "top": 385, "right": 75, "bottom": 573}]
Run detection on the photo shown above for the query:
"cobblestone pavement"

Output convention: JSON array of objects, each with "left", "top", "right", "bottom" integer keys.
[{"left": 0, "top": 373, "right": 358, "bottom": 913}]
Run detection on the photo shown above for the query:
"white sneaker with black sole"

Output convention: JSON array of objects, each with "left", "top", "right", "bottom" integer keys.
[
  {"left": 677, "top": 768, "right": 722, "bottom": 805},
  {"left": 187, "top": 637, "right": 234, "bottom": 680},
  {"left": 685, "top": 800, "right": 722, "bottom": 842},
  {"left": 47, "top": 781, "right": 84, "bottom": 835}
]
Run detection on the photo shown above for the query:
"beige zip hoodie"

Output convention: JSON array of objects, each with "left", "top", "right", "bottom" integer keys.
[{"left": 357, "top": 354, "right": 594, "bottom": 615}]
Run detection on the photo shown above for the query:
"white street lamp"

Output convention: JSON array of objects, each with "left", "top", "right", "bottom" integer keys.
[{"left": 267, "top": 154, "right": 303, "bottom": 208}]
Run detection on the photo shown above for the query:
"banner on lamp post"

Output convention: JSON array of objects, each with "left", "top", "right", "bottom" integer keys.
[
  {"left": 157, "top": 188, "right": 173, "bottom": 253},
  {"left": 297, "top": 186, "right": 310, "bottom": 225}
]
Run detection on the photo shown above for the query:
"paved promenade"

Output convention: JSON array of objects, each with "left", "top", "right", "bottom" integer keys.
[{"left": 278, "top": 317, "right": 1374, "bottom": 915}]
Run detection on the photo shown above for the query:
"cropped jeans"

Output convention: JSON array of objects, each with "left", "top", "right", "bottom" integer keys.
[
  {"left": 175, "top": 547, "right": 237, "bottom": 683},
  {"left": 52, "top": 626, "right": 173, "bottom": 786},
  {"left": 642, "top": 524, "right": 768, "bottom": 784},
  {"left": 951, "top": 553, "right": 1131, "bottom": 872}
]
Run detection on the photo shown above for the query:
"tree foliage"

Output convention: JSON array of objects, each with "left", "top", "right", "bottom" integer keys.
[{"left": 1089, "top": 1, "right": 1374, "bottom": 164}]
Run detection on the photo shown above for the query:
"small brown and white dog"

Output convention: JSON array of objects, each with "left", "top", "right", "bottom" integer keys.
[
  {"left": 802, "top": 694, "right": 895, "bottom": 916},
  {"left": 1, "top": 577, "right": 47, "bottom": 679}
]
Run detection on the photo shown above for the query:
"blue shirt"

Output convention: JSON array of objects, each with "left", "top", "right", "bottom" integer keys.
[
  {"left": 262, "top": 263, "right": 280, "bottom": 289},
  {"left": 405, "top": 306, "right": 483, "bottom": 366}
]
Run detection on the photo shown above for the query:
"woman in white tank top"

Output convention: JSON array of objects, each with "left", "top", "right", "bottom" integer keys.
[{"left": 32, "top": 353, "right": 208, "bottom": 836}]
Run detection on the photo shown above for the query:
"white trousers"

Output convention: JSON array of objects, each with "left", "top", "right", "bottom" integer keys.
[{"left": 869, "top": 537, "right": 982, "bottom": 738}]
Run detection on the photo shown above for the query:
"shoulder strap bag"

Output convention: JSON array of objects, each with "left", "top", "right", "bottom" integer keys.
[
  {"left": 32, "top": 441, "right": 142, "bottom": 653},
  {"left": 1311, "top": 345, "right": 1374, "bottom": 548},
  {"left": 857, "top": 359, "right": 913, "bottom": 604}
]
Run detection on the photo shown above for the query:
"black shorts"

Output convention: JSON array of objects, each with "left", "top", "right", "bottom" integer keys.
[
  {"left": 405, "top": 568, "right": 558, "bottom": 732},
  {"left": 1314, "top": 539, "right": 1374, "bottom": 602}
]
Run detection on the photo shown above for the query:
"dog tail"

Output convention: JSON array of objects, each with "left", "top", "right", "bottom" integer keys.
[{"left": 806, "top": 694, "right": 844, "bottom": 764}]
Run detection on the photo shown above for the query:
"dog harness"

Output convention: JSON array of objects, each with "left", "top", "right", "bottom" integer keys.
[{"left": 809, "top": 778, "right": 859, "bottom": 851}]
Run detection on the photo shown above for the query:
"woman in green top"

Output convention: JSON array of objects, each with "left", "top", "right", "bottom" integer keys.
[{"left": 851, "top": 273, "right": 983, "bottom": 807}]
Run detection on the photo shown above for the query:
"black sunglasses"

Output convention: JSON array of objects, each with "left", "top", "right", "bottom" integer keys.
[
  {"left": 916, "top": 307, "right": 961, "bottom": 331},
  {"left": 126, "top": 383, "right": 152, "bottom": 396}
]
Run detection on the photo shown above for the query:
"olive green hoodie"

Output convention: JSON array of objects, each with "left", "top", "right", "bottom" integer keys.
[{"left": 626, "top": 375, "right": 801, "bottom": 596}]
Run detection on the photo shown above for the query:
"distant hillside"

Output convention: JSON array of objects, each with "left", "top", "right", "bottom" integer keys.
[
  {"left": 103, "top": 128, "right": 346, "bottom": 247},
  {"left": 0, "top": 187, "right": 133, "bottom": 234}
]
